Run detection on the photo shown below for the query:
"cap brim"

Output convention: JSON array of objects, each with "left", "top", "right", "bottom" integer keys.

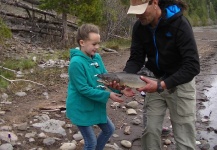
[{"left": 127, "top": 3, "right": 148, "bottom": 14}]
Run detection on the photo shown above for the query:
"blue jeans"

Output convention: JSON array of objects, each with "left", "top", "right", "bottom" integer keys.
[{"left": 77, "top": 117, "right": 115, "bottom": 150}]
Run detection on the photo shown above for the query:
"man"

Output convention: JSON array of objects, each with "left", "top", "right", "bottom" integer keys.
[{"left": 124, "top": 0, "right": 200, "bottom": 149}]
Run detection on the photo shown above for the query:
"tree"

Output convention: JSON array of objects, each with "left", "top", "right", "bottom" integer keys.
[
  {"left": 39, "top": 0, "right": 76, "bottom": 44},
  {"left": 74, "top": 0, "right": 103, "bottom": 25},
  {"left": 210, "top": 2, "right": 217, "bottom": 21},
  {"left": 39, "top": 0, "right": 103, "bottom": 45}
]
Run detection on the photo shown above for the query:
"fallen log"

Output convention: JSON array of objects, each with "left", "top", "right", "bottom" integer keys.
[
  {"left": 0, "top": 10, "right": 77, "bottom": 29},
  {"left": 10, "top": 27, "right": 61, "bottom": 36},
  {"left": 23, "top": 0, "right": 41, "bottom": 5},
  {"left": 101, "top": 47, "right": 118, "bottom": 53},
  {"left": 0, "top": 0, "right": 56, "bottom": 18}
]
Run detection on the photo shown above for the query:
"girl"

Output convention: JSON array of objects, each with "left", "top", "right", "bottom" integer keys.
[{"left": 66, "top": 23, "right": 134, "bottom": 150}]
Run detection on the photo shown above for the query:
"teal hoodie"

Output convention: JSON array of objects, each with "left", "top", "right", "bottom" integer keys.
[{"left": 66, "top": 48, "right": 111, "bottom": 126}]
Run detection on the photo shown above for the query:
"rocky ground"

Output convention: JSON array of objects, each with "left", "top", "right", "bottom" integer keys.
[{"left": 0, "top": 26, "right": 217, "bottom": 150}]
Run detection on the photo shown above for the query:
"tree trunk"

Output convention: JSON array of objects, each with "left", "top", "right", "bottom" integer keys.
[{"left": 62, "top": 12, "right": 68, "bottom": 45}]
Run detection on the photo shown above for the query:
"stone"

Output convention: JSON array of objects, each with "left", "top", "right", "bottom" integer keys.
[
  {"left": 164, "top": 139, "right": 171, "bottom": 145},
  {"left": 124, "top": 126, "right": 131, "bottom": 135},
  {"left": 126, "top": 109, "right": 137, "bottom": 115},
  {"left": 0, "top": 131, "right": 18, "bottom": 144},
  {"left": 32, "top": 119, "right": 66, "bottom": 136},
  {"left": 60, "top": 143, "right": 76, "bottom": 150},
  {"left": 126, "top": 101, "right": 139, "bottom": 109},
  {"left": 120, "top": 140, "right": 132, "bottom": 148},
  {"left": 132, "top": 119, "right": 141, "bottom": 125},
  {"left": 73, "top": 132, "right": 83, "bottom": 141},
  {"left": 15, "top": 92, "right": 27, "bottom": 97},
  {"left": 43, "top": 137, "right": 55, "bottom": 146},
  {"left": 0, "top": 143, "right": 13, "bottom": 150},
  {"left": 0, "top": 126, "right": 12, "bottom": 131}
]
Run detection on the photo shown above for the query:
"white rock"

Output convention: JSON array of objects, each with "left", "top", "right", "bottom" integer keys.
[
  {"left": 0, "top": 126, "right": 12, "bottom": 131},
  {"left": 32, "top": 56, "right": 37, "bottom": 62},
  {"left": 112, "top": 134, "right": 119, "bottom": 138},
  {"left": 71, "top": 140, "right": 77, "bottom": 145},
  {"left": 38, "top": 132, "right": 47, "bottom": 138},
  {"left": 73, "top": 133, "right": 83, "bottom": 141},
  {"left": 43, "top": 137, "right": 55, "bottom": 146},
  {"left": 124, "top": 126, "right": 131, "bottom": 135},
  {"left": 105, "top": 143, "right": 121, "bottom": 150},
  {"left": 164, "top": 139, "right": 171, "bottom": 145},
  {"left": 43, "top": 92, "right": 49, "bottom": 99},
  {"left": 79, "top": 139, "right": 84, "bottom": 145},
  {"left": 201, "top": 118, "right": 209, "bottom": 123},
  {"left": 60, "top": 143, "right": 76, "bottom": 150},
  {"left": 15, "top": 92, "right": 27, "bottom": 97},
  {"left": 0, "top": 143, "right": 13, "bottom": 150},
  {"left": 0, "top": 111, "right": 6, "bottom": 115},
  {"left": 0, "top": 131, "right": 18, "bottom": 144},
  {"left": 25, "top": 132, "right": 36, "bottom": 138},
  {"left": 126, "top": 101, "right": 138, "bottom": 108},
  {"left": 196, "top": 141, "right": 201, "bottom": 145},
  {"left": 120, "top": 140, "right": 132, "bottom": 148},
  {"left": 1, "top": 93, "right": 8, "bottom": 101},
  {"left": 111, "top": 102, "right": 121, "bottom": 109},
  {"left": 122, "top": 106, "right": 127, "bottom": 112},
  {"left": 32, "top": 119, "right": 66, "bottom": 136},
  {"left": 60, "top": 73, "right": 69, "bottom": 78},
  {"left": 29, "top": 138, "right": 35, "bottom": 142},
  {"left": 0, "top": 101, "right": 12, "bottom": 104},
  {"left": 126, "top": 109, "right": 137, "bottom": 115}
]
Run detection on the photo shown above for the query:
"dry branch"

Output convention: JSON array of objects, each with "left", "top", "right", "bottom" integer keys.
[
  {"left": 0, "top": 66, "right": 16, "bottom": 73},
  {"left": 0, "top": 66, "right": 46, "bottom": 87},
  {"left": 0, "top": 75, "right": 46, "bottom": 87}
]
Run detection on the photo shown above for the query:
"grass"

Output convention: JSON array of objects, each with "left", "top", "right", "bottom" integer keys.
[
  {"left": 0, "top": 58, "right": 37, "bottom": 89},
  {"left": 2, "top": 58, "right": 36, "bottom": 71},
  {"left": 101, "top": 38, "right": 131, "bottom": 51}
]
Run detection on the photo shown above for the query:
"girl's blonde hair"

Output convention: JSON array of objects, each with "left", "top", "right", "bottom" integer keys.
[{"left": 76, "top": 24, "right": 100, "bottom": 46}]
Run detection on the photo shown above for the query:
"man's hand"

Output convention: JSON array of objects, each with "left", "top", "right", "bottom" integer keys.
[{"left": 136, "top": 76, "right": 158, "bottom": 93}]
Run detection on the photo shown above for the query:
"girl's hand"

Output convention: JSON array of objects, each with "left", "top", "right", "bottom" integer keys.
[{"left": 110, "top": 92, "right": 124, "bottom": 103}]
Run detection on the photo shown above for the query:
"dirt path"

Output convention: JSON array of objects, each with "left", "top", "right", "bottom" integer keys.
[{"left": 0, "top": 26, "right": 217, "bottom": 150}]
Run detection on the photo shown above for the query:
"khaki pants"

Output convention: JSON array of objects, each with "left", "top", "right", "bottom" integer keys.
[{"left": 142, "top": 78, "right": 196, "bottom": 150}]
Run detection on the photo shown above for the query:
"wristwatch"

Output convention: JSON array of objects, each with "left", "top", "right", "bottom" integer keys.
[{"left": 157, "top": 80, "right": 164, "bottom": 94}]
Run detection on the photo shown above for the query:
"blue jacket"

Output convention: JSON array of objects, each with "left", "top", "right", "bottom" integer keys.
[{"left": 66, "top": 48, "right": 110, "bottom": 126}]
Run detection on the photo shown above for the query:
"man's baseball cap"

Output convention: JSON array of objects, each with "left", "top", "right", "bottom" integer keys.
[{"left": 127, "top": 0, "right": 150, "bottom": 14}]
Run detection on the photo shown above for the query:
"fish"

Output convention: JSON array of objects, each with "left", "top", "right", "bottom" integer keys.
[{"left": 97, "top": 72, "right": 157, "bottom": 89}]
